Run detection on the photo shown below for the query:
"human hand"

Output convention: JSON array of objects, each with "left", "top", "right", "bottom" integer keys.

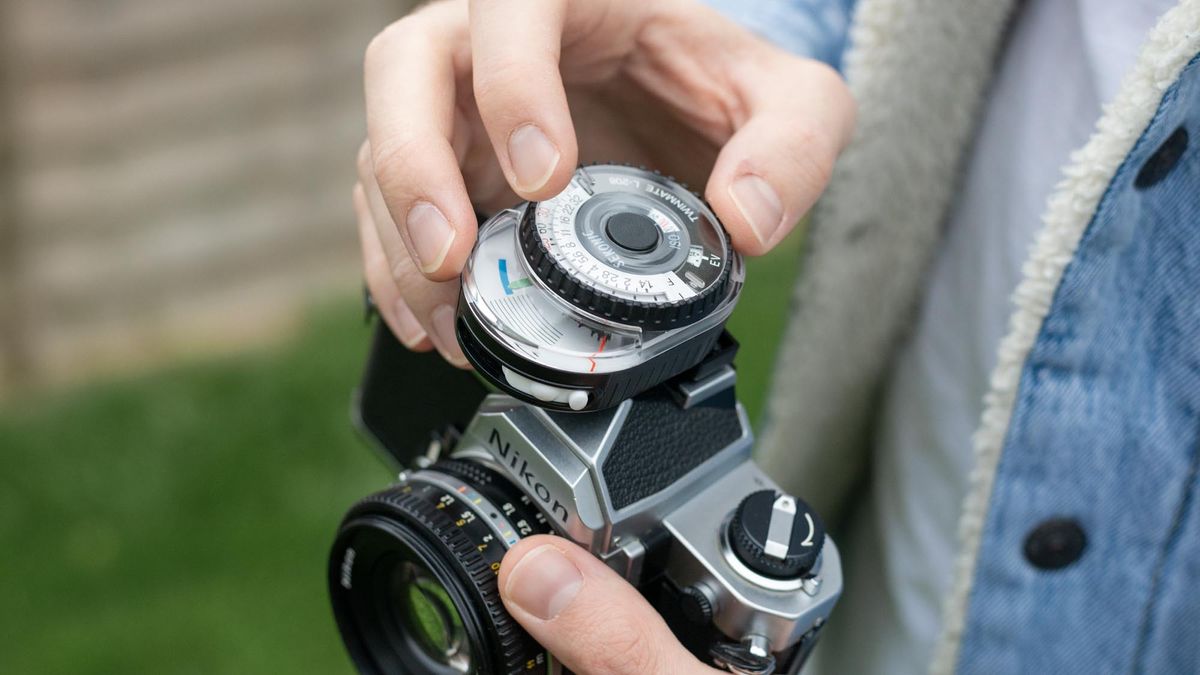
[
  {"left": 353, "top": 0, "right": 856, "bottom": 365},
  {"left": 499, "top": 535, "right": 723, "bottom": 673}
]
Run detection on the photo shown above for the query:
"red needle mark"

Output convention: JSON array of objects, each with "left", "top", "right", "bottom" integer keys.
[{"left": 587, "top": 335, "right": 608, "bottom": 373}]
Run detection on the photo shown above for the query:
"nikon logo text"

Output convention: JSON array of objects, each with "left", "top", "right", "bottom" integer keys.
[{"left": 489, "top": 428, "right": 570, "bottom": 524}]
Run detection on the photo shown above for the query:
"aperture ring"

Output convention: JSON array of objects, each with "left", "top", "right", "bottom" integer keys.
[{"left": 407, "top": 470, "right": 524, "bottom": 550}]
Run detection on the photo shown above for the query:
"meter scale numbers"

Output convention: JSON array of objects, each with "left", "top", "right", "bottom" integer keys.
[
  {"left": 547, "top": 245, "right": 697, "bottom": 303},
  {"left": 491, "top": 293, "right": 564, "bottom": 346}
]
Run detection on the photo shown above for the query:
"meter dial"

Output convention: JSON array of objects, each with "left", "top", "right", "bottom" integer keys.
[
  {"left": 519, "top": 165, "right": 732, "bottom": 329},
  {"left": 457, "top": 165, "right": 744, "bottom": 412}
]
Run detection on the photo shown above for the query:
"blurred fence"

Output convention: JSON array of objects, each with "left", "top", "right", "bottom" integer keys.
[{"left": 0, "top": 0, "right": 414, "bottom": 392}]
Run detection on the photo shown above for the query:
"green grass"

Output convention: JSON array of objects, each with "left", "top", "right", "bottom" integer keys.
[
  {"left": 726, "top": 228, "right": 803, "bottom": 421},
  {"left": 0, "top": 232, "right": 800, "bottom": 675}
]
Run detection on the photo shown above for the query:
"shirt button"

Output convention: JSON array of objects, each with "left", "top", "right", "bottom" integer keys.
[
  {"left": 1135, "top": 125, "right": 1188, "bottom": 189},
  {"left": 1023, "top": 518, "right": 1088, "bottom": 570}
]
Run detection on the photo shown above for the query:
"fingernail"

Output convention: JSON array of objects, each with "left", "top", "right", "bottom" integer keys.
[
  {"left": 430, "top": 304, "right": 469, "bottom": 368},
  {"left": 729, "top": 174, "right": 784, "bottom": 246},
  {"left": 507, "top": 124, "right": 559, "bottom": 193},
  {"left": 505, "top": 545, "right": 583, "bottom": 620},
  {"left": 393, "top": 298, "right": 427, "bottom": 348},
  {"left": 406, "top": 202, "right": 455, "bottom": 274}
]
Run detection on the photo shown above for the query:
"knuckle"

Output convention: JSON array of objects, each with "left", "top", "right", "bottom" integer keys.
[
  {"left": 785, "top": 123, "right": 836, "bottom": 189},
  {"left": 369, "top": 135, "right": 434, "bottom": 195},
  {"left": 388, "top": 254, "right": 419, "bottom": 289},
  {"left": 804, "top": 59, "right": 844, "bottom": 90},
  {"left": 364, "top": 25, "right": 399, "bottom": 71},
  {"left": 391, "top": 254, "right": 424, "bottom": 291},
  {"left": 472, "top": 59, "right": 522, "bottom": 101},
  {"left": 365, "top": 15, "right": 425, "bottom": 70},
  {"left": 366, "top": 1, "right": 460, "bottom": 72},
  {"left": 801, "top": 61, "right": 857, "bottom": 140},
  {"left": 472, "top": 57, "right": 551, "bottom": 110},
  {"left": 800, "top": 144, "right": 836, "bottom": 190}
]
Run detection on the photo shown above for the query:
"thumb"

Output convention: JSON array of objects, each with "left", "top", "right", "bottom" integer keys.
[{"left": 499, "top": 535, "right": 716, "bottom": 675}]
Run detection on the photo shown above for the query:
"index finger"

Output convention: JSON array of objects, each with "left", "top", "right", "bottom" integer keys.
[
  {"left": 468, "top": 0, "right": 579, "bottom": 201},
  {"left": 364, "top": 3, "right": 478, "bottom": 281}
]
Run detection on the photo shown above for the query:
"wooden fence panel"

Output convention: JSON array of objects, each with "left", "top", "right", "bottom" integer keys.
[{"left": 1, "top": 0, "right": 414, "bottom": 391}]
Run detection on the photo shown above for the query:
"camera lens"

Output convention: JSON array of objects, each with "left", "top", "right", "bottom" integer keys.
[
  {"left": 376, "top": 554, "right": 468, "bottom": 671},
  {"left": 388, "top": 561, "right": 466, "bottom": 667},
  {"left": 329, "top": 460, "right": 553, "bottom": 675}
]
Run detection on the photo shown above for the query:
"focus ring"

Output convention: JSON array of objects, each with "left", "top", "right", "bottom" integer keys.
[{"left": 518, "top": 198, "right": 731, "bottom": 330}]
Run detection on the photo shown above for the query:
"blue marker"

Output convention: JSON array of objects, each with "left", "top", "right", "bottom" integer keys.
[{"left": 498, "top": 259, "right": 531, "bottom": 295}]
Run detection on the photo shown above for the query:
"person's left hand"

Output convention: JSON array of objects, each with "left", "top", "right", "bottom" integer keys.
[{"left": 499, "top": 535, "right": 722, "bottom": 674}]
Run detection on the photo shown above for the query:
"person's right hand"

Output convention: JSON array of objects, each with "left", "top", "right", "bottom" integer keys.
[{"left": 353, "top": 0, "right": 856, "bottom": 366}]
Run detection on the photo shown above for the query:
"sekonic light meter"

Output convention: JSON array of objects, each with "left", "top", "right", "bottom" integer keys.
[{"left": 456, "top": 164, "right": 743, "bottom": 411}]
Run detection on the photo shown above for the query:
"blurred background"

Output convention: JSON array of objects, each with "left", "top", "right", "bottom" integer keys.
[{"left": 0, "top": 1, "right": 803, "bottom": 672}]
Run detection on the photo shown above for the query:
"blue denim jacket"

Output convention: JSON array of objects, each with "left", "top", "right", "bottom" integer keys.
[
  {"left": 957, "top": 53, "right": 1200, "bottom": 675},
  {"left": 704, "top": 1, "right": 1200, "bottom": 672}
]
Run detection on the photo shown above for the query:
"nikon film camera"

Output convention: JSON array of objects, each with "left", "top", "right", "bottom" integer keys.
[{"left": 327, "top": 165, "right": 841, "bottom": 674}]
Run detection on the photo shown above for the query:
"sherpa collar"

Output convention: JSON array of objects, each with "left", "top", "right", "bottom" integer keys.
[{"left": 756, "top": 0, "right": 1017, "bottom": 522}]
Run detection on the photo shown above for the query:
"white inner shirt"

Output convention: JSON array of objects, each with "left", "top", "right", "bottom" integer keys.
[{"left": 818, "top": 1, "right": 1173, "bottom": 672}]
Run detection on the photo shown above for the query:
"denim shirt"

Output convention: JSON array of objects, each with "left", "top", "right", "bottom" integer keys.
[
  {"left": 703, "top": 1, "right": 1200, "bottom": 672},
  {"left": 701, "top": 0, "right": 854, "bottom": 69}
]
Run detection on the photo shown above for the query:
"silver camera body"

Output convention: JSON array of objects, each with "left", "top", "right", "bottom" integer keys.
[
  {"left": 443, "top": 364, "right": 842, "bottom": 673},
  {"left": 331, "top": 166, "right": 841, "bottom": 675}
]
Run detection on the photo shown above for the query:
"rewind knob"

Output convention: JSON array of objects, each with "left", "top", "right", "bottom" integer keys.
[{"left": 729, "top": 490, "right": 825, "bottom": 579}]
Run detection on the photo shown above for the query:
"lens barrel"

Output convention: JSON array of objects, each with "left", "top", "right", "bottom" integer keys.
[{"left": 328, "top": 460, "right": 553, "bottom": 674}]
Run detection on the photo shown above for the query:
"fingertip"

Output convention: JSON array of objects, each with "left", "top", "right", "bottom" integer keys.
[
  {"left": 427, "top": 303, "right": 471, "bottom": 369},
  {"left": 499, "top": 538, "right": 586, "bottom": 623},
  {"left": 397, "top": 197, "right": 478, "bottom": 282},
  {"left": 705, "top": 179, "right": 774, "bottom": 257},
  {"left": 510, "top": 164, "right": 574, "bottom": 203},
  {"left": 504, "top": 123, "right": 577, "bottom": 202},
  {"left": 432, "top": 342, "right": 471, "bottom": 370},
  {"left": 498, "top": 537, "right": 576, "bottom": 619},
  {"left": 500, "top": 535, "right": 618, "bottom": 601},
  {"left": 390, "top": 297, "right": 432, "bottom": 349},
  {"left": 384, "top": 316, "right": 436, "bottom": 352},
  {"left": 499, "top": 535, "right": 568, "bottom": 587},
  {"left": 405, "top": 336, "right": 436, "bottom": 352},
  {"left": 416, "top": 209, "right": 477, "bottom": 282},
  {"left": 504, "top": 534, "right": 568, "bottom": 561}
]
